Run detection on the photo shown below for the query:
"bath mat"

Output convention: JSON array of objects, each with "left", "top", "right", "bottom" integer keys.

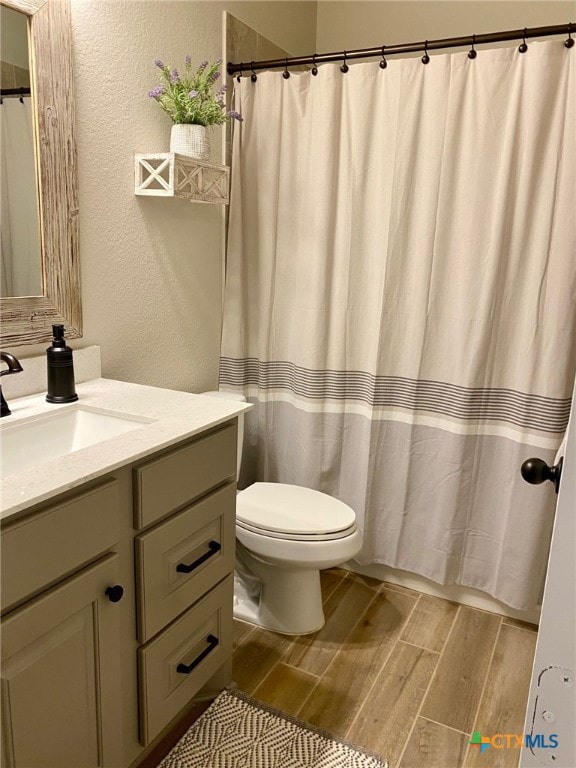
[{"left": 157, "top": 687, "right": 388, "bottom": 768}]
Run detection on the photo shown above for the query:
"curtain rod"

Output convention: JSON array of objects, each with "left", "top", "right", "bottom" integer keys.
[
  {"left": 227, "top": 22, "right": 574, "bottom": 75},
  {"left": 0, "top": 87, "right": 31, "bottom": 98}
]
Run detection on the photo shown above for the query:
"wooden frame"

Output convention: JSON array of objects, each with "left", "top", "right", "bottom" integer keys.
[{"left": 0, "top": 0, "right": 81, "bottom": 346}]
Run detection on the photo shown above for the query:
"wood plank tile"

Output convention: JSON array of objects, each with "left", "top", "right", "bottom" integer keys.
[
  {"left": 400, "top": 595, "right": 459, "bottom": 653},
  {"left": 232, "top": 627, "right": 293, "bottom": 695},
  {"left": 298, "top": 588, "right": 418, "bottom": 735},
  {"left": 320, "top": 568, "right": 347, "bottom": 604},
  {"left": 252, "top": 663, "right": 319, "bottom": 718},
  {"left": 342, "top": 568, "right": 385, "bottom": 590},
  {"left": 464, "top": 624, "right": 537, "bottom": 768},
  {"left": 346, "top": 641, "right": 438, "bottom": 765},
  {"left": 284, "top": 572, "right": 380, "bottom": 676},
  {"left": 420, "top": 607, "right": 501, "bottom": 733},
  {"left": 233, "top": 619, "right": 255, "bottom": 649},
  {"left": 501, "top": 617, "right": 538, "bottom": 633},
  {"left": 380, "top": 582, "right": 422, "bottom": 598},
  {"left": 354, "top": 572, "right": 386, "bottom": 590},
  {"left": 399, "top": 717, "right": 470, "bottom": 768}
]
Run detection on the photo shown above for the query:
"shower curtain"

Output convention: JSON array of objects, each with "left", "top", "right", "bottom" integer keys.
[{"left": 220, "top": 41, "right": 576, "bottom": 610}]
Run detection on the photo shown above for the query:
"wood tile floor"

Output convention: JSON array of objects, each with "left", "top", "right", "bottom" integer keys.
[{"left": 232, "top": 569, "right": 538, "bottom": 768}]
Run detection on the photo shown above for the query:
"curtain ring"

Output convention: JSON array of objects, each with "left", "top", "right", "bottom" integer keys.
[
  {"left": 468, "top": 33, "right": 477, "bottom": 59},
  {"left": 312, "top": 53, "right": 319, "bottom": 76},
  {"left": 19, "top": 88, "right": 24, "bottom": 103},
  {"left": 340, "top": 50, "right": 349, "bottom": 73},
  {"left": 283, "top": 58, "right": 290, "bottom": 79},
  {"left": 565, "top": 22, "right": 574, "bottom": 49},
  {"left": 421, "top": 40, "right": 430, "bottom": 64},
  {"left": 380, "top": 45, "right": 388, "bottom": 69},
  {"left": 519, "top": 28, "right": 528, "bottom": 53},
  {"left": 250, "top": 62, "right": 257, "bottom": 82},
  {"left": 236, "top": 64, "right": 243, "bottom": 83}
]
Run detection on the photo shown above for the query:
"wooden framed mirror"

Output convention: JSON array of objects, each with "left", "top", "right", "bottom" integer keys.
[{"left": 0, "top": 0, "right": 81, "bottom": 346}]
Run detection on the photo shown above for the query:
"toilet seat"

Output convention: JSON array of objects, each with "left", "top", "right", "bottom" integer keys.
[
  {"left": 236, "top": 482, "right": 357, "bottom": 542},
  {"left": 236, "top": 520, "right": 357, "bottom": 541}
]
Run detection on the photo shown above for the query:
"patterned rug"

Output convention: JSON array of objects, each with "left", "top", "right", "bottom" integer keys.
[{"left": 157, "top": 688, "right": 388, "bottom": 768}]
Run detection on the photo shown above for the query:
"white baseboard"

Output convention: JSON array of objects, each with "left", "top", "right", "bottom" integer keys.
[{"left": 344, "top": 561, "right": 541, "bottom": 626}]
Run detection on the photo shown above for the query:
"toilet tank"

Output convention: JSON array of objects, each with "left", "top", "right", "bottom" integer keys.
[{"left": 201, "top": 391, "right": 246, "bottom": 479}]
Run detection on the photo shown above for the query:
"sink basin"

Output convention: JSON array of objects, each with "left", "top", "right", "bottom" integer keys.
[{"left": 0, "top": 406, "right": 150, "bottom": 478}]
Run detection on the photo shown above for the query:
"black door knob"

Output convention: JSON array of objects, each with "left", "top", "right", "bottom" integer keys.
[
  {"left": 521, "top": 457, "right": 563, "bottom": 494},
  {"left": 105, "top": 585, "right": 124, "bottom": 603}
]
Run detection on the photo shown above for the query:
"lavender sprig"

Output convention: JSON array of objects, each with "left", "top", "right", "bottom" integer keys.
[{"left": 149, "top": 56, "right": 242, "bottom": 126}]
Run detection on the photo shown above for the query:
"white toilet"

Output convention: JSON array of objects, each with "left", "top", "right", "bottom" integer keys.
[{"left": 203, "top": 391, "right": 362, "bottom": 635}]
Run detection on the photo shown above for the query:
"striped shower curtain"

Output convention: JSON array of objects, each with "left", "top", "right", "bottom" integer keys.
[{"left": 220, "top": 41, "right": 576, "bottom": 610}]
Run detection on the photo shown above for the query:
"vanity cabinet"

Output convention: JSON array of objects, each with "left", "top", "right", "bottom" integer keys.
[{"left": 0, "top": 419, "right": 238, "bottom": 768}]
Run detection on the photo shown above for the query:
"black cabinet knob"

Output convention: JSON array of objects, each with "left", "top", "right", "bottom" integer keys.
[
  {"left": 521, "top": 457, "right": 563, "bottom": 494},
  {"left": 105, "top": 585, "right": 124, "bottom": 603}
]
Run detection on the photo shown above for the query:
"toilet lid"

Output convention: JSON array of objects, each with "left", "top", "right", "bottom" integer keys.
[{"left": 236, "top": 483, "right": 356, "bottom": 539}]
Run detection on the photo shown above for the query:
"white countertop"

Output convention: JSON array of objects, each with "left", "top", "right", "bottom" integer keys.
[{"left": 0, "top": 378, "right": 251, "bottom": 522}]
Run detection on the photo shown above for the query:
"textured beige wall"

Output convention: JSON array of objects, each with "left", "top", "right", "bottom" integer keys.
[
  {"left": 316, "top": 1, "right": 576, "bottom": 52},
  {"left": 71, "top": 0, "right": 315, "bottom": 393},
  {"left": 10, "top": 1, "right": 316, "bottom": 393}
]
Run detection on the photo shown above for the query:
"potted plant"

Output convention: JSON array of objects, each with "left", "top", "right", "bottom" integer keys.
[{"left": 148, "top": 57, "right": 242, "bottom": 160}]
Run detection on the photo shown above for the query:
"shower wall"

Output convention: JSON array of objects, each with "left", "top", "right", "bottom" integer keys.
[{"left": 224, "top": 14, "right": 294, "bottom": 167}]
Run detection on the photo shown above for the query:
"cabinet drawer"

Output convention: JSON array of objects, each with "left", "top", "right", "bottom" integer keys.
[
  {"left": 1, "top": 479, "right": 120, "bottom": 613},
  {"left": 134, "top": 422, "right": 237, "bottom": 529},
  {"left": 138, "top": 575, "right": 233, "bottom": 746},
  {"left": 136, "top": 482, "right": 235, "bottom": 642}
]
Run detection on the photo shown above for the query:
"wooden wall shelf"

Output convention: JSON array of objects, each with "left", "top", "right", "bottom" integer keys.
[{"left": 134, "top": 153, "right": 230, "bottom": 204}]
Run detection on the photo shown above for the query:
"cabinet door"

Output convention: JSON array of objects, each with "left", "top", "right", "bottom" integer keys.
[{"left": 1, "top": 553, "right": 124, "bottom": 768}]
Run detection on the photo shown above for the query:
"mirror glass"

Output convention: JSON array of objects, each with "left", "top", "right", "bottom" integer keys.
[{"left": 0, "top": 4, "right": 42, "bottom": 298}]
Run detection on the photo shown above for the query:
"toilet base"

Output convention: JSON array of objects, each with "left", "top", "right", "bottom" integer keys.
[{"left": 234, "top": 547, "right": 326, "bottom": 634}]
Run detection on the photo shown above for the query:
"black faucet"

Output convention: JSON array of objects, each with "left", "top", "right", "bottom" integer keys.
[{"left": 1, "top": 351, "right": 24, "bottom": 417}]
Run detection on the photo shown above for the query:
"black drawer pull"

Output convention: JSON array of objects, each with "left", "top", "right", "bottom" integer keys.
[
  {"left": 177, "top": 634, "right": 219, "bottom": 674},
  {"left": 176, "top": 540, "right": 221, "bottom": 574}
]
